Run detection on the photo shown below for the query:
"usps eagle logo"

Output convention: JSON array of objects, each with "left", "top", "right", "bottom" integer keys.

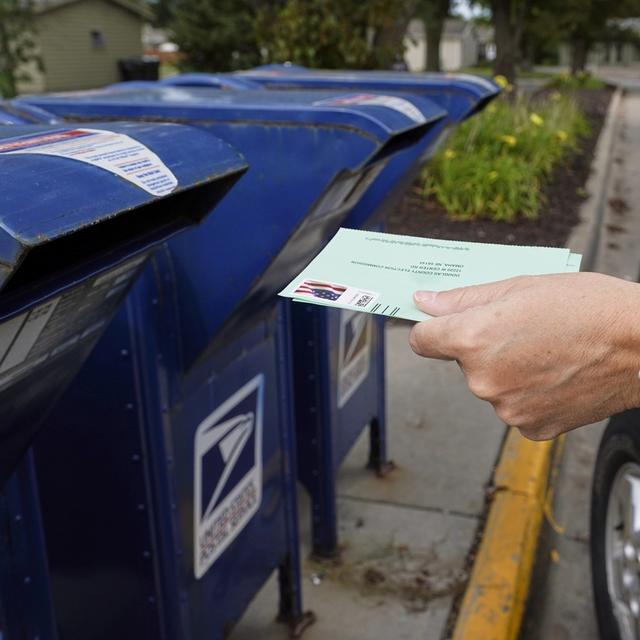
[
  {"left": 295, "top": 280, "right": 347, "bottom": 303},
  {"left": 193, "top": 375, "right": 263, "bottom": 579}
]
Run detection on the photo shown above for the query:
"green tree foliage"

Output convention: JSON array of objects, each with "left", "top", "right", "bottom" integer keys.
[
  {"left": 526, "top": 0, "right": 640, "bottom": 74},
  {"left": 169, "top": 0, "right": 262, "bottom": 71},
  {"left": 0, "top": 0, "right": 40, "bottom": 98},
  {"left": 473, "top": 0, "right": 640, "bottom": 82},
  {"left": 256, "top": 0, "right": 408, "bottom": 69}
]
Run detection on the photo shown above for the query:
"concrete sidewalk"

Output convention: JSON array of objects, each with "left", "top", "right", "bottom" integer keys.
[{"left": 233, "top": 328, "right": 506, "bottom": 640}]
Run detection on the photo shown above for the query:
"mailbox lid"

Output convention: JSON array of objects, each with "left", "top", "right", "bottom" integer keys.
[
  {"left": 0, "top": 101, "right": 60, "bottom": 125},
  {"left": 18, "top": 86, "right": 447, "bottom": 144},
  {"left": 161, "top": 73, "right": 261, "bottom": 90},
  {"left": 240, "top": 65, "right": 500, "bottom": 121},
  {"left": 0, "top": 122, "right": 247, "bottom": 293}
]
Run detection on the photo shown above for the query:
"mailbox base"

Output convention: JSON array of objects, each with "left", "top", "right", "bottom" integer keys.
[{"left": 292, "top": 305, "right": 390, "bottom": 559}]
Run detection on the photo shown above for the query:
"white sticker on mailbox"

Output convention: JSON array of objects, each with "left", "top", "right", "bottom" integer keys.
[
  {"left": 0, "top": 128, "right": 178, "bottom": 196},
  {"left": 314, "top": 93, "right": 427, "bottom": 124},
  {"left": 194, "top": 375, "right": 263, "bottom": 579}
]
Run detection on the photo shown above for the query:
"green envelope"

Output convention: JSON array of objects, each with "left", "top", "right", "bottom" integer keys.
[{"left": 279, "top": 228, "right": 581, "bottom": 322}]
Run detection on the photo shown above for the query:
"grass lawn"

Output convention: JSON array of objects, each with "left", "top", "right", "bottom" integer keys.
[{"left": 160, "top": 62, "right": 180, "bottom": 79}]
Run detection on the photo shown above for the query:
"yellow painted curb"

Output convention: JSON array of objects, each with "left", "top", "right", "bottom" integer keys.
[{"left": 452, "top": 428, "right": 563, "bottom": 640}]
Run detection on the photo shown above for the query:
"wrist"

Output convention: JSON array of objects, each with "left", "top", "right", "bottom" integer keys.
[{"left": 611, "top": 280, "right": 640, "bottom": 411}]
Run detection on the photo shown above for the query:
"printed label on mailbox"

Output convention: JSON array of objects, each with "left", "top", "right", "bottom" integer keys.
[
  {"left": 194, "top": 375, "right": 264, "bottom": 579},
  {"left": 0, "top": 128, "right": 178, "bottom": 196},
  {"left": 337, "top": 310, "right": 372, "bottom": 409},
  {"left": 314, "top": 93, "right": 427, "bottom": 124}
]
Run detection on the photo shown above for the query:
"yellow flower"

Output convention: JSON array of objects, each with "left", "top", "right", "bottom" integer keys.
[
  {"left": 505, "top": 82, "right": 514, "bottom": 93},
  {"left": 530, "top": 113, "right": 544, "bottom": 126},
  {"left": 499, "top": 134, "right": 517, "bottom": 147},
  {"left": 488, "top": 170, "right": 499, "bottom": 181},
  {"left": 493, "top": 74, "right": 509, "bottom": 88},
  {"left": 556, "top": 130, "right": 568, "bottom": 142},
  {"left": 551, "top": 91, "right": 562, "bottom": 101},
  {"left": 444, "top": 149, "right": 456, "bottom": 160}
]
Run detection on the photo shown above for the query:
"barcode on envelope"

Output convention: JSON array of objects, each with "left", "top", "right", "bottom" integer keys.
[{"left": 355, "top": 294, "right": 373, "bottom": 307}]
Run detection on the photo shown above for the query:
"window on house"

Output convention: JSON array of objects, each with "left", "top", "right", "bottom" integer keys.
[{"left": 90, "top": 30, "right": 105, "bottom": 49}]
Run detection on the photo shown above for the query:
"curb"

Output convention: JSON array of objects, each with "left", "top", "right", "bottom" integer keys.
[{"left": 451, "top": 86, "right": 623, "bottom": 640}]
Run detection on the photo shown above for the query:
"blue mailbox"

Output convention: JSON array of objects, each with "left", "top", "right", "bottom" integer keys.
[
  {"left": 15, "top": 87, "right": 448, "bottom": 636},
  {"left": 0, "top": 112, "right": 248, "bottom": 638},
  {"left": 231, "top": 66, "right": 500, "bottom": 556},
  {"left": 0, "top": 101, "right": 60, "bottom": 125}
]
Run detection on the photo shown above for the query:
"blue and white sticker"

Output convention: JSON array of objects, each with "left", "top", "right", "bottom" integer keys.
[
  {"left": 337, "top": 310, "right": 373, "bottom": 408},
  {"left": 314, "top": 93, "right": 426, "bottom": 124},
  {"left": 193, "top": 375, "right": 264, "bottom": 579},
  {"left": 0, "top": 128, "right": 178, "bottom": 196}
]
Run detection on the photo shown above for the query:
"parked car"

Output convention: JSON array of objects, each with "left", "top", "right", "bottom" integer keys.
[{"left": 591, "top": 409, "right": 640, "bottom": 640}]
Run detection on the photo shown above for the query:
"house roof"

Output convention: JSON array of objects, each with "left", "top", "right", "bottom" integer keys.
[{"left": 33, "top": 0, "right": 152, "bottom": 20}]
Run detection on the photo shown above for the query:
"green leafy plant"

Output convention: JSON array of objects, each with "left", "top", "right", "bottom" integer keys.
[
  {"left": 255, "top": 0, "right": 405, "bottom": 69},
  {"left": 424, "top": 93, "right": 590, "bottom": 222},
  {"left": 0, "top": 0, "right": 41, "bottom": 98},
  {"left": 169, "top": 0, "right": 261, "bottom": 72},
  {"left": 548, "top": 70, "right": 607, "bottom": 90}
]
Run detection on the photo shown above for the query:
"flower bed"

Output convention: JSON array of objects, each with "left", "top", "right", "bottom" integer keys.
[
  {"left": 388, "top": 88, "right": 612, "bottom": 248},
  {"left": 423, "top": 92, "right": 590, "bottom": 223}
]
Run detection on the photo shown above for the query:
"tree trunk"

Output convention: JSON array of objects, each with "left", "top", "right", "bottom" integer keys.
[
  {"left": 424, "top": 17, "right": 443, "bottom": 70},
  {"left": 491, "top": 0, "right": 516, "bottom": 83},
  {"left": 570, "top": 36, "right": 588, "bottom": 75},
  {"left": 417, "top": 0, "right": 449, "bottom": 72},
  {"left": 371, "top": 2, "right": 415, "bottom": 69}
]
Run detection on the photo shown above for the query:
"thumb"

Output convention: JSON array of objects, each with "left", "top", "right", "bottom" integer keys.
[{"left": 413, "top": 276, "right": 531, "bottom": 317}]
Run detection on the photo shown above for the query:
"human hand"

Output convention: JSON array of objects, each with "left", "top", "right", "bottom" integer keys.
[{"left": 409, "top": 272, "right": 640, "bottom": 440}]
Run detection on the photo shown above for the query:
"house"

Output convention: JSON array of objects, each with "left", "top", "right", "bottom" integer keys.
[
  {"left": 17, "top": 0, "right": 151, "bottom": 94},
  {"left": 404, "top": 18, "right": 484, "bottom": 72}
]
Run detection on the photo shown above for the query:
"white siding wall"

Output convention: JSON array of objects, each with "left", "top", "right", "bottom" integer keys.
[
  {"left": 404, "top": 21, "right": 478, "bottom": 71},
  {"left": 20, "top": 0, "right": 144, "bottom": 93},
  {"left": 404, "top": 33, "right": 425, "bottom": 71},
  {"left": 461, "top": 31, "right": 479, "bottom": 67},
  {"left": 441, "top": 39, "right": 461, "bottom": 71}
]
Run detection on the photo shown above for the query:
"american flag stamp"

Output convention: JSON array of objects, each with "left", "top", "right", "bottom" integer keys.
[{"left": 293, "top": 280, "right": 379, "bottom": 309}]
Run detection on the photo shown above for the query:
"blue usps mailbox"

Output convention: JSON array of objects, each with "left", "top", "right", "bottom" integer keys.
[
  {"left": 0, "top": 113, "right": 247, "bottom": 638},
  {"left": 17, "top": 87, "right": 448, "bottom": 636},
  {"left": 87, "top": 73, "right": 496, "bottom": 556},
  {"left": 235, "top": 67, "right": 500, "bottom": 556},
  {"left": 0, "top": 101, "right": 60, "bottom": 125}
]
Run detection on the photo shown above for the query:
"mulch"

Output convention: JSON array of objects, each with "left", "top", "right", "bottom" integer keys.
[{"left": 386, "top": 87, "right": 614, "bottom": 248}]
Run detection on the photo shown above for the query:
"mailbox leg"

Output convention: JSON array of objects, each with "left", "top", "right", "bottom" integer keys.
[
  {"left": 367, "top": 317, "right": 394, "bottom": 477},
  {"left": 276, "top": 306, "right": 316, "bottom": 636},
  {"left": 310, "top": 466, "right": 340, "bottom": 559}
]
